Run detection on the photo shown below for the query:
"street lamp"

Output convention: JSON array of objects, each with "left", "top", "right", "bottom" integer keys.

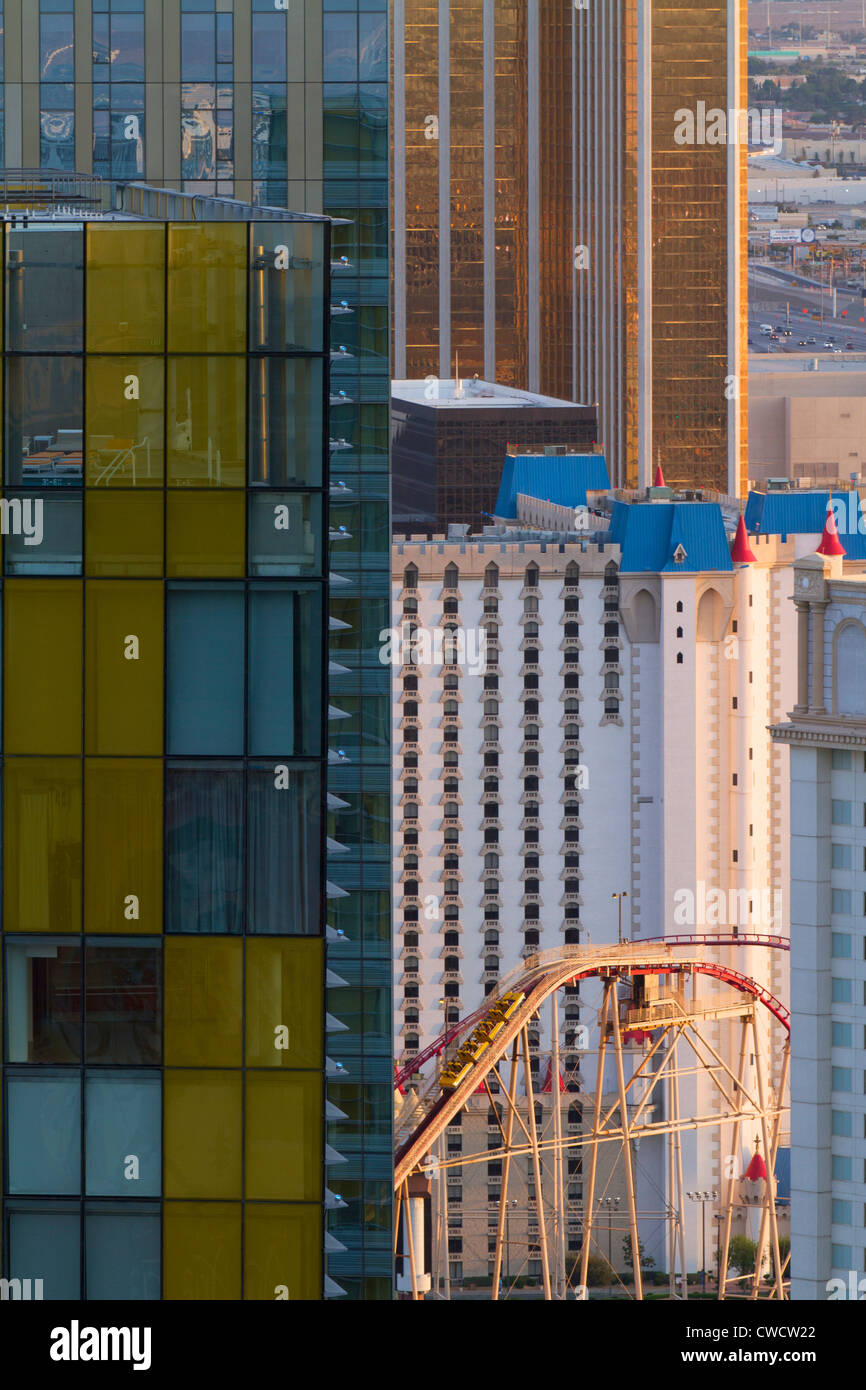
[
  {"left": 599, "top": 1195, "right": 621, "bottom": 1281},
  {"left": 505, "top": 1198, "right": 518, "bottom": 1283},
  {"left": 612, "top": 891, "right": 629, "bottom": 946},
  {"left": 686, "top": 1190, "right": 718, "bottom": 1294}
]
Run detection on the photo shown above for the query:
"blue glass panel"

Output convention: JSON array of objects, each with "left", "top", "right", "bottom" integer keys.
[
  {"left": 252, "top": 13, "right": 286, "bottom": 82},
  {"left": 85, "top": 1205, "right": 160, "bottom": 1300},
  {"left": 7, "top": 1071, "right": 81, "bottom": 1194},
  {"left": 181, "top": 13, "right": 215, "bottom": 81},
  {"left": 167, "top": 586, "right": 244, "bottom": 754},
  {"left": 7, "top": 1204, "right": 80, "bottom": 1299},
  {"left": 248, "top": 586, "right": 323, "bottom": 756},
  {"left": 85, "top": 1072, "right": 161, "bottom": 1196}
]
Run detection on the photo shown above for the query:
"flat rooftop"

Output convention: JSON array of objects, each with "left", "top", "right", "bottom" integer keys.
[{"left": 391, "top": 378, "right": 591, "bottom": 410}]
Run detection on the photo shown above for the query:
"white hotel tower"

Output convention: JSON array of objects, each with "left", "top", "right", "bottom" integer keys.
[{"left": 392, "top": 457, "right": 866, "bottom": 1275}]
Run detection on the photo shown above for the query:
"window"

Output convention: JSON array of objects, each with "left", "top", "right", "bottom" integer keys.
[
  {"left": 833, "top": 843, "right": 854, "bottom": 870},
  {"left": 832, "top": 1156, "right": 853, "bottom": 1181},
  {"left": 832, "top": 1199, "right": 852, "bottom": 1225},
  {"left": 833, "top": 801, "right": 853, "bottom": 827},
  {"left": 833, "top": 978, "right": 853, "bottom": 1004},
  {"left": 166, "top": 585, "right": 322, "bottom": 758},
  {"left": 832, "top": 932, "right": 853, "bottom": 956},
  {"left": 832, "top": 1110, "right": 853, "bottom": 1136},
  {"left": 833, "top": 750, "right": 853, "bottom": 770},
  {"left": 833, "top": 1022, "right": 853, "bottom": 1046},
  {"left": 832, "top": 1068, "right": 853, "bottom": 1092}
]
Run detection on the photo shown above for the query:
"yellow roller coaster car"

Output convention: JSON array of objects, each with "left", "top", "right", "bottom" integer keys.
[{"left": 439, "top": 992, "right": 527, "bottom": 1090}]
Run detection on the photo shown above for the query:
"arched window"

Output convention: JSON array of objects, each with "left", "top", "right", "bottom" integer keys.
[
  {"left": 525, "top": 564, "right": 540, "bottom": 587},
  {"left": 697, "top": 588, "right": 722, "bottom": 641},
  {"left": 676, "top": 652, "right": 684, "bottom": 665},
  {"left": 484, "top": 563, "right": 499, "bottom": 588},
  {"left": 444, "top": 561, "right": 459, "bottom": 588},
  {"left": 403, "top": 564, "right": 418, "bottom": 589},
  {"left": 676, "top": 600, "right": 683, "bottom": 613},
  {"left": 632, "top": 588, "right": 656, "bottom": 642},
  {"left": 565, "top": 561, "right": 580, "bottom": 587},
  {"left": 837, "top": 622, "right": 866, "bottom": 715}
]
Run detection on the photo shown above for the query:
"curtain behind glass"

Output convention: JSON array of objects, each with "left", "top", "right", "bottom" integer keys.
[
  {"left": 248, "top": 764, "right": 319, "bottom": 934},
  {"left": 165, "top": 763, "right": 243, "bottom": 933}
]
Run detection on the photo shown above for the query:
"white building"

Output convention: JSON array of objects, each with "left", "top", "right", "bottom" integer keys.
[
  {"left": 772, "top": 546, "right": 866, "bottom": 1300},
  {"left": 395, "top": 466, "right": 866, "bottom": 1268}
]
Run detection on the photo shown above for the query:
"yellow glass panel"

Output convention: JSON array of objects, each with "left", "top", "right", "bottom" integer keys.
[
  {"left": 166, "top": 357, "right": 245, "bottom": 487},
  {"left": 166, "top": 493, "right": 245, "bottom": 577},
  {"left": 164, "top": 937, "right": 242, "bottom": 1067},
  {"left": 244, "top": 1072, "right": 322, "bottom": 1201},
  {"left": 84, "top": 759, "right": 162, "bottom": 933},
  {"left": 164, "top": 1071, "right": 242, "bottom": 1199},
  {"left": 4, "top": 759, "right": 81, "bottom": 932},
  {"left": 167, "top": 223, "right": 246, "bottom": 353},
  {"left": 85, "top": 357, "right": 164, "bottom": 486},
  {"left": 85, "top": 492, "right": 164, "bottom": 577},
  {"left": 245, "top": 938, "right": 323, "bottom": 1069},
  {"left": 85, "top": 582, "right": 163, "bottom": 755},
  {"left": 244, "top": 1204, "right": 322, "bottom": 1301},
  {"left": 4, "top": 581, "right": 82, "bottom": 754},
  {"left": 86, "top": 224, "right": 165, "bottom": 353},
  {"left": 163, "top": 1202, "right": 241, "bottom": 1301}
]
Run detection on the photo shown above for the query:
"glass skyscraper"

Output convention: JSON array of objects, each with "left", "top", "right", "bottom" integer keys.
[
  {"left": 0, "top": 0, "right": 392, "bottom": 1303},
  {"left": 0, "top": 182, "right": 332, "bottom": 1299}
]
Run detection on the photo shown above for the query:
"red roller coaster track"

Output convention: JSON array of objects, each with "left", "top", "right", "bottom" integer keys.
[{"left": 394, "top": 934, "right": 789, "bottom": 1090}]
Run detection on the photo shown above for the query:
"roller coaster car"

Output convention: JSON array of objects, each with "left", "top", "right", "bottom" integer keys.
[
  {"left": 498, "top": 991, "right": 525, "bottom": 1019},
  {"left": 440, "top": 1060, "right": 473, "bottom": 1090},
  {"left": 460, "top": 1034, "right": 492, "bottom": 1063}
]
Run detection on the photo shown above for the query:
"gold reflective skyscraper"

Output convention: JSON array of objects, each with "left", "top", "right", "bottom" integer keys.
[{"left": 392, "top": 0, "right": 748, "bottom": 494}]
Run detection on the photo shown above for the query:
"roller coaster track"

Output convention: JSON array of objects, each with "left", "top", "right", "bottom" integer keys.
[
  {"left": 395, "top": 934, "right": 789, "bottom": 1092},
  {"left": 394, "top": 936, "right": 789, "bottom": 1189}
]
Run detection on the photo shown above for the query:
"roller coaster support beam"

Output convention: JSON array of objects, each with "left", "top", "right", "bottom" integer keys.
[
  {"left": 578, "top": 979, "right": 612, "bottom": 1293},
  {"left": 718, "top": 1016, "right": 750, "bottom": 1300},
  {"left": 750, "top": 1019, "right": 788, "bottom": 1301},
  {"left": 611, "top": 976, "right": 643, "bottom": 1300},
  {"left": 523, "top": 1024, "right": 552, "bottom": 1300},
  {"left": 491, "top": 1038, "right": 520, "bottom": 1301}
]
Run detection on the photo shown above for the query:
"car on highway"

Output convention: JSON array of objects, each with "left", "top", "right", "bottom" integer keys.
[
  {"left": 782, "top": 328, "right": 792, "bottom": 336},
  {"left": 832, "top": 347, "right": 843, "bottom": 354},
  {"left": 769, "top": 332, "right": 780, "bottom": 340},
  {"left": 846, "top": 342, "right": 855, "bottom": 350},
  {"left": 823, "top": 340, "right": 834, "bottom": 348},
  {"left": 798, "top": 339, "right": 808, "bottom": 346},
  {"left": 807, "top": 337, "right": 817, "bottom": 344}
]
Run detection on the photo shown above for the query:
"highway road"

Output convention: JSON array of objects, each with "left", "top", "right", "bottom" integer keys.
[{"left": 749, "top": 264, "right": 866, "bottom": 355}]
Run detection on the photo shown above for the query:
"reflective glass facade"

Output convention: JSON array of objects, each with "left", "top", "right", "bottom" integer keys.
[
  {"left": 322, "top": 0, "right": 392, "bottom": 1302},
  {"left": 0, "top": 0, "right": 393, "bottom": 1302},
  {"left": 393, "top": 0, "right": 748, "bottom": 495},
  {"left": 0, "top": 207, "right": 334, "bottom": 1300}
]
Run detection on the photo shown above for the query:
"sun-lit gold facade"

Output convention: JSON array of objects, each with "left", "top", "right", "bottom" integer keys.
[
  {"left": 393, "top": 0, "right": 748, "bottom": 496},
  {"left": 649, "top": 1, "right": 749, "bottom": 495}
]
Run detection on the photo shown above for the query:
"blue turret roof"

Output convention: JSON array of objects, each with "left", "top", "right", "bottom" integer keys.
[{"left": 610, "top": 501, "right": 734, "bottom": 574}]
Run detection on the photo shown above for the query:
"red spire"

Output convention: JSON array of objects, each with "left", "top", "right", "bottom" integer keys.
[
  {"left": 731, "top": 514, "right": 757, "bottom": 564},
  {"left": 541, "top": 1058, "right": 566, "bottom": 1093},
  {"left": 817, "top": 503, "right": 846, "bottom": 557},
  {"left": 743, "top": 1137, "right": 768, "bottom": 1182},
  {"left": 653, "top": 462, "right": 666, "bottom": 488}
]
